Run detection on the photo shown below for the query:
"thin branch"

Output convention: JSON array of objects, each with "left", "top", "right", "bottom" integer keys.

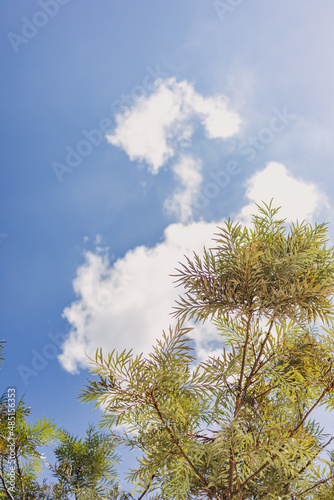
[
  {"left": 279, "top": 435, "right": 334, "bottom": 498},
  {"left": 240, "top": 380, "right": 334, "bottom": 491},
  {"left": 15, "top": 449, "right": 25, "bottom": 500},
  {"left": 236, "top": 311, "right": 253, "bottom": 406},
  {"left": 246, "top": 319, "right": 275, "bottom": 386},
  {"left": 249, "top": 352, "right": 276, "bottom": 381},
  {"left": 291, "top": 381, "right": 334, "bottom": 438},
  {"left": 229, "top": 311, "right": 253, "bottom": 498},
  {"left": 150, "top": 391, "right": 210, "bottom": 489},
  {"left": 234, "top": 319, "right": 276, "bottom": 422},
  {"left": 0, "top": 457, "right": 15, "bottom": 500},
  {"left": 187, "top": 432, "right": 214, "bottom": 442},
  {"left": 254, "top": 383, "right": 279, "bottom": 400},
  {"left": 294, "top": 473, "right": 334, "bottom": 497},
  {"left": 228, "top": 450, "right": 234, "bottom": 499},
  {"left": 233, "top": 459, "right": 242, "bottom": 499},
  {"left": 298, "top": 436, "right": 334, "bottom": 476},
  {"left": 137, "top": 474, "right": 155, "bottom": 500}
]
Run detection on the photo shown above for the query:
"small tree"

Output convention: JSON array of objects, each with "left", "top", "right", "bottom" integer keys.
[
  {"left": 0, "top": 342, "right": 125, "bottom": 499},
  {"left": 0, "top": 415, "right": 125, "bottom": 500},
  {"left": 0, "top": 397, "right": 61, "bottom": 500},
  {"left": 81, "top": 203, "right": 334, "bottom": 499},
  {"left": 51, "top": 423, "right": 122, "bottom": 499},
  {"left": 0, "top": 343, "right": 64, "bottom": 499}
]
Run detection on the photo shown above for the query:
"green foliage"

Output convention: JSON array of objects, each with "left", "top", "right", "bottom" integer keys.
[
  {"left": 0, "top": 396, "right": 62, "bottom": 500},
  {"left": 81, "top": 203, "right": 334, "bottom": 499},
  {"left": 0, "top": 344, "right": 126, "bottom": 500},
  {"left": 173, "top": 203, "right": 334, "bottom": 324},
  {"left": 51, "top": 423, "right": 121, "bottom": 499},
  {"left": 0, "top": 397, "right": 125, "bottom": 499},
  {"left": 21, "top": 477, "right": 129, "bottom": 500}
]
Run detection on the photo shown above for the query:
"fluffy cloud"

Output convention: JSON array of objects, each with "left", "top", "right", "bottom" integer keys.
[
  {"left": 106, "top": 78, "right": 241, "bottom": 173},
  {"left": 59, "top": 164, "right": 328, "bottom": 374},
  {"left": 59, "top": 221, "right": 220, "bottom": 373},
  {"left": 238, "top": 162, "right": 329, "bottom": 224}
]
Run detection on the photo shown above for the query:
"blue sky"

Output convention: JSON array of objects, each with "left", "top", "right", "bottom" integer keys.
[{"left": 1, "top": 0, "right": 334, "bottom": 486}]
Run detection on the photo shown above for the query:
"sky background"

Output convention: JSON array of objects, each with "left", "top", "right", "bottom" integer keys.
[{"left": 1, "top": 0, "right": 334, "bottom": 489}]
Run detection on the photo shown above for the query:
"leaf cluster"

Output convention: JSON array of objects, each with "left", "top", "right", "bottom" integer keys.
[
  {"left": 173, "top": 203, "right": 334, "bottom": 325},
  {"left": 52, "top": 423, "right": 120, "bottom": 498}
]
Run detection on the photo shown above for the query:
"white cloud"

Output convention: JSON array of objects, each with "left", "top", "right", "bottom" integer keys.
[
  {"left": 192, "top": 93, "right": 241, "bottom": 139},
  {"left": 164, "top": 155, "right": 203, "bottom": 223},
  {"left": 106, "top": 77, "right": 241, "bottom": 173},
  {"left": 59, "top": 163, "right": 329, "bottom": 374},
  {"left": 238, "top": 162, "right": 329, "bottom": 224},
  {"left": 59, "top": 221, "right": 220, "bottom": 373}
]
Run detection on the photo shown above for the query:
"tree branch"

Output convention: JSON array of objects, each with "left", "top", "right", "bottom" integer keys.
[
  {"left": 291, "top": 381, "right": 334, "bottom": 438},
  {"left": 294, "top": 473, "right": 334, "bottom": 497},
  {"left": 0, "top": 457, "right": 15, "bottom": 500},
  {"left": 137, "top": 474, "right": 155, "bottom": 500},
  {"left": 229, "top": 311, "right": 253, "bottom": 498},
  {"left": 246, "top": 319, "right": 275, "bottom": 386},
  {"left": 15, "top": 449, "right": 25, "bottom": 500},
  {"left": 236, "top": 311, "right": 253, "bottom": 407},
  {"left": 228, "top": 450, "right": 234, "bottom": 499},
  {"left": 239, "top": 380, "right": 334, "bottom": 491},
  {"left": 234, "top": 318, "right": 276, "bottom": 422},
  {"left": 150, "top": 391, "right": 211, "bottom": 490},
  {"left": 187, "top": 432, "right": 214, "bottom": 442},
  {"left": 298, "top": 435, "right": 334, "bottom": 477}
]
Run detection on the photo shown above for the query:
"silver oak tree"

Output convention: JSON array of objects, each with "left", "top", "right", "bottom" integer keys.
[
  {"left": 0, "top": 397, "right": 61, "bottom": 500},
  {"left": 80, "top": 203, "right": 334, "bottom": 499},
  {"left": 51, "top": 424, "right": 121, "bottom": 499}
]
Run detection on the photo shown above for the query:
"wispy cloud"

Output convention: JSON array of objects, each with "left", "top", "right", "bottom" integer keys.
[{"left": 164, "top": 155, "right": 203, "bottom": 223}]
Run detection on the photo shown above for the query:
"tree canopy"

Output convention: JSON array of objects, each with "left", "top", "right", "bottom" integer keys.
[{"left": 80, "top": 203, "right": 334, "bottom": 499}]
